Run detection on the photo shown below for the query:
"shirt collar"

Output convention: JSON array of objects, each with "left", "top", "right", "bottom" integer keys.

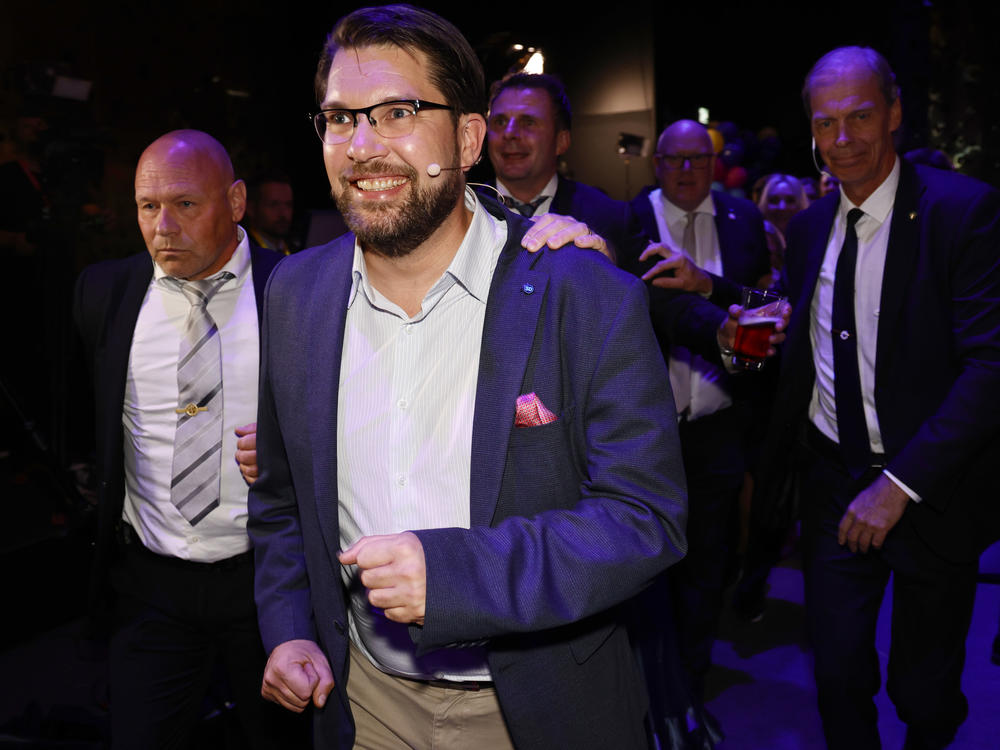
[
  {"left": 656, "top": 189, "right": 716, "bottom": 224},
  {"left": 348, "top": 186, "right": 506, "bottom": 310},
  {"left": 838, "top": 156, "right": 900, "bottom": 225},
  {"left": 495, "top": 173, "right": 559, "bottom": 205},
  {"left": 153, "top": 225, "right": 251, "bottom": 288}
]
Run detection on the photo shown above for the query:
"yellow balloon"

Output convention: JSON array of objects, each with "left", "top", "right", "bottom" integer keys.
[{"left": 707, "top": 128, "right": 724, "bottom": 154}]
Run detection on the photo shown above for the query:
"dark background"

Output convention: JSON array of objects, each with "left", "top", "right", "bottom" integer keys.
[
  {"left": 4, "top": 0, "right": 997, "bottom": 227},
  {"left": 0, "top": 0, "right": 997, "bottom": 639}
]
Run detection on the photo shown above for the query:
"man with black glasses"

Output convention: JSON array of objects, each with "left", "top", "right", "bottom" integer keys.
[{"left": 247, "top": 5, "right": 687, "bottom": 749}]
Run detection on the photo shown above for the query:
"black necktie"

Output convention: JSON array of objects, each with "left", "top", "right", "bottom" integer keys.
[
  {"left": 509, "top": 197, "right": 546, "bottom": 217},
  {"left": 831, "top": 208, "right": 870, "bottom": 478}
]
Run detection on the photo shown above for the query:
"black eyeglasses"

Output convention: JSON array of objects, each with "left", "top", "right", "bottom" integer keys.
[
  {"left": 311, "top": 100, "right": 454, "bottom": 144},
  {"left": 656, "top": 153, "right": 714, "bottom": 170}
]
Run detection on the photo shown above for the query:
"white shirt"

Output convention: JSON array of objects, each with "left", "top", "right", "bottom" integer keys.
[
  {"left": 808, "top": 158, "right": 918, "bottom": 499},
  {"left": 649, "top": 188, "right": 731, "bottom": 420},
  {"left": 338, "top": 188, "right": 506, "bottom": 681},
  {"left": 496, "top": 173, "right": 558, "bottom": 216},
  {"left": 122, "top": 228, "right": 260, "bottom": 560}
]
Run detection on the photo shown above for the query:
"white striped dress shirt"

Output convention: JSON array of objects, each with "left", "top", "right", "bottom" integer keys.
[
  {"left": 339, "top": 189, "right": 507, "bottom": 680},
  {"left": 122, "top": 229, "right": 258, "bottom": 560}
]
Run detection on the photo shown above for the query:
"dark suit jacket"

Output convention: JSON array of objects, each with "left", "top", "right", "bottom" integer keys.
[
  {"left": 548, "top": 175, "right": 648, "bottom": 263},
  {"left": 627, "top": 186, "right": 770, "bottom": 374},
  {"left": 755, "top": 160, "right": 1000, "bottom": 562},
  {"left": 500, "top": 176, "right": 734, "bottom": 362},
  {"left": 248, "top": 199, "right": 688, "bottom": 749},
  {"left": 73, "top": 243, "right": 282, "bottom": 610},
  {"left": 628, "top": 186, "right": 770, "bottom": 309}
]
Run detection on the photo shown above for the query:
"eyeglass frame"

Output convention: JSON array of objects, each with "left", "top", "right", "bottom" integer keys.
[
  {"left": 310, "top": 99, "right": 455, "bottom": 144},
  {"left": 655, "top": 152, "right": 715, "bottom": 170}
]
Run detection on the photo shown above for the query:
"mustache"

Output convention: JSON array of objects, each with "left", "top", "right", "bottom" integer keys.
[{"left": 341, "top": 159, "right": 418, "bottom": 182}]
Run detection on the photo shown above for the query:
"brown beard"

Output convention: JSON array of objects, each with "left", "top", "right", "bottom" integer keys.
[{"left": 333, "top": 150, "right": 464, "bottom": 258}]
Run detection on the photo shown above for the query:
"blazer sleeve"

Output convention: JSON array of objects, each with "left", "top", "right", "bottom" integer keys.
[
  {"left": 247, "top": 267, "right": 321, "bottom": 652},
  {"left": 411, "top": 271, "right": 687, "bottom": 651},
  {"left": 884, "top": 182, "right": 1000, "bottom": 507}
]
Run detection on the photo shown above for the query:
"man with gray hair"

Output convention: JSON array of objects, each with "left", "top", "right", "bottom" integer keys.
[{"left": 755, "top": 46, "right": 1000, "bottom": 749}]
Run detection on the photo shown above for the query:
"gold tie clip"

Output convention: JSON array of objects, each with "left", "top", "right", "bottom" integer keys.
[{"left": 175, "top": 403, "right": 207, "bottom": 417}]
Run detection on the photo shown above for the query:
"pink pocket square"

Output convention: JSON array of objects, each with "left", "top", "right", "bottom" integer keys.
[{"left": 515, "top": 392, "right": 558, "bottom": 427}]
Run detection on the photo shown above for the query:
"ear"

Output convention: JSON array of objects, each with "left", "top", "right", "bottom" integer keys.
[
  {"left": 459, "top": 113, "right": 487, "bottom": 172},
  {"left": 229, "top": 179, "right": 247, "bottom": 223},
  {"left": 555, "top": 129, "right": 570, "bottom": 157},
  {"left": 888, "top": 96, "right": 902, "bottom": 133}
]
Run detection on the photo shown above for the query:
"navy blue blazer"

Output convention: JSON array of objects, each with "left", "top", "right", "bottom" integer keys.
[
  {"left": 548, "top": 175, "right": 649, "bottom": 262},
  {"left": 755, "top": 160, "right": 1000, "bottom": 562},
  {"left": 248, "top": 199, "right": 687, "bottom": 749},
  {"left": 73, "top": 243, "right": 282, "bottom": 609}
]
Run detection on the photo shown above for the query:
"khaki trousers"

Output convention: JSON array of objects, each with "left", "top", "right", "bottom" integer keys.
[{"left": 348, "top": 643, "right": 515, "bottom": 750}]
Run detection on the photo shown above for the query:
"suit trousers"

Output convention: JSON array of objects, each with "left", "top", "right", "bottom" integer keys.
[
  {"left": 108, "top": 531, "right": 307, "bottom": 750},
  {"left": 799, "top": 427, "right": 977, "bottom": 750},
  {"left": 671, "top": 405, "right": 746, "bottom": 702}
]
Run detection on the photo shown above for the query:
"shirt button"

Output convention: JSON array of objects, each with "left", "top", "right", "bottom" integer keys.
[
  {"left": 405, "top": 325, "right": 414, "bottom": 335},
  {"left": 397, "top": 475, "right": 407, "bottom": 486},
  {"left": 190, "top": 536, "right": 200, "bottom": 544},
  {"left": 398, "top": 398, "right": 408, "bottom": 409}
]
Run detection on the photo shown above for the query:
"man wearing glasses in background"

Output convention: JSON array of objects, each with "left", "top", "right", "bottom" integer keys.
[{"left": 628, "top": 119, "right": 770, "bottom": 724}]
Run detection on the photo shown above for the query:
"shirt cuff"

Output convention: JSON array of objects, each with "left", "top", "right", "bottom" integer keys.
[{"left": 883, "top": 470, "right": 921, "bottom": 503}]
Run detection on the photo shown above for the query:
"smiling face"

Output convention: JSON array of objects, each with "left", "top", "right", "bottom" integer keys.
[
  {"left": 321, "top": 44, "right": 482, "bottom": 258},
  {"left": 809, "top": 64, "right": 901, "bottom": 205},
  {"left": 135, "top": 133, "right": 245, "bottom": 280},
  {"left": 486, "top": 87, "right": 569, "bottom": 202}
]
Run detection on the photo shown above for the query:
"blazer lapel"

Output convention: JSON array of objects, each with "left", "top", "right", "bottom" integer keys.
[
  {"left": 94, "top": 255, "right": 152, "bottom": 499},
  {"left": 712, "top": 192, "right": 738, "bottom": 277},
  {"left": 103, "top": 256, "right": 153, "bottom": 407},
  {"left": 249, "top": 244, "right": 282, "bottom": 324},
  {"left": 632, "top": 190, "right": 658, "bottom": 242},
  {"left": 549, "top": 175, "right": 570, "bottom": 215},
  {"left": 469, "top": 219, "right": 549, "bottom": 527},
  {"left": 304, "top": 238, "right": 355, "bottom": 559},
  {"left": 876, "top": 160, "right": 923, "bottom": 365},
  {"left": 795, "top": 196, "right": 838, "bottom": 327}
]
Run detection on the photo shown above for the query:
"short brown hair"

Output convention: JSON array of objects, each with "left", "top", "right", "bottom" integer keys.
[
  {"left": 315, "top": 4, "right": 486, "bottom": 121},
  {"left": 489, "top": 73, "right": 572, "bottom": 132}
]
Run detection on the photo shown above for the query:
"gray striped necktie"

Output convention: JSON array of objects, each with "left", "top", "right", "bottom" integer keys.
[{"left": 165, "top": 272, "right": 233, "bottom": 526}]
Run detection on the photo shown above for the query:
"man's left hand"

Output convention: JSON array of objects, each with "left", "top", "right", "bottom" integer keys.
[
  {"left": 521, "top": 213, "right": 612, "bottom": 261},
  {"left": 837, "top": 473, "right": 910, "bottom": 553},
  {"left": 338, "top": 532, "right": 427, "bottom": 625},
  {"left": 235, "top": 423, "right": 258, "bottom": 486},
  {"left": 639, "top": 242, "right": 713, "bottom": 296}
]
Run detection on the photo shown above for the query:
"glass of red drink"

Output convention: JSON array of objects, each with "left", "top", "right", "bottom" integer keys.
[{"left": 732, "top": 287, "right": 785, "bottom": 370}]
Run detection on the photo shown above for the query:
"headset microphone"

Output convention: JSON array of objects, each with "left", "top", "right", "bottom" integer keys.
[
  {"left": 427, "top": 152, "right": 483, "bottom": 177},
  {"left": 426, "top": 162, "right": 470, "bottom": 177},
  {"left": 811, "top": 136, "right": 824, "bottom": 174}
]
